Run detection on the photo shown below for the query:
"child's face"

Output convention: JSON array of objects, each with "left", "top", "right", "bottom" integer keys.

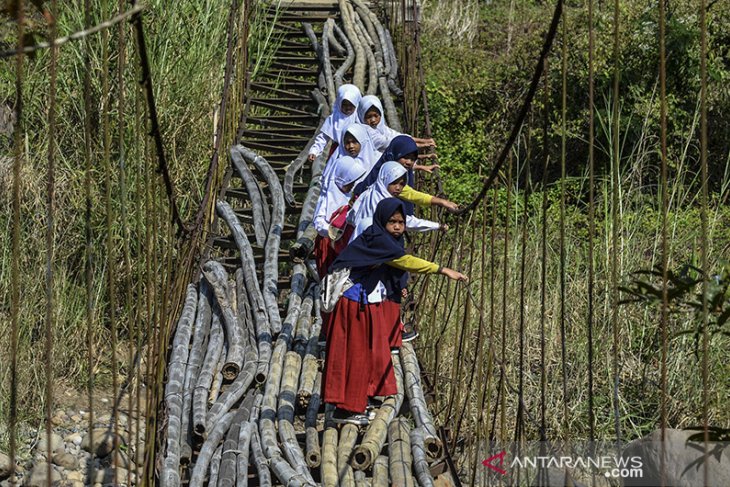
[
  {"left": 385, "top": 211, "right": 405, "bottom": 239},
  {"left": 341, "top": 99, "right": 356, "bottom": 115},
  {"left": 364, "top": 107, "right": 381, "bottom": 128},
  {"left": 398, "top": 152, "right": 418, "bottom": 170},
  {"left": 343, "top": 133, "right": 361, "bottom": 157},
  {"left": 387, "top": 176, "right": 406, "bottom": 197}
]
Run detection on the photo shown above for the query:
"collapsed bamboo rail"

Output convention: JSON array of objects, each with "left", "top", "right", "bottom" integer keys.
[
  {"left": 321, "top": 425, "right": 339, "bottom": 487},
  {"left": 305, "top": 372, "right": 323, "bottom": 468},
  {"left": 216, "top": 197, "right": 271, "bottom": 383},
  {"left": 230, "top": 147, "right": 270, "bottom": 246},
  {"left": 411, "top": 427, "right": 436, "bottom": 487},
  {"left": 202, "top": 261, "right": 244, "bottom": 381},
  {"left": 192, "top": 306, "right": 224, "bottom": 437}
]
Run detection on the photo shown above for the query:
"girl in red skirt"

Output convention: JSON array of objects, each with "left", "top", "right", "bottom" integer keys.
[{"left": 323, "top": 198, "right": 467, "bottom": 425}]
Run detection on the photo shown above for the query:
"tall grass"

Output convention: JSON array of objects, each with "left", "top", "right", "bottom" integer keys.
[
  {"left": 414, "top": 95, "right": 730, "bottom": 479},
  {"left": 0, "top": 0, "right": 282, "bottom": 446}
]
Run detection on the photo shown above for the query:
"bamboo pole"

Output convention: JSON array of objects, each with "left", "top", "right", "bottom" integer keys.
[
  {"left": 326, "top": 18, "right": 345, "bottom": 56},
  {"left": 321, "top": 19, "right": 336, "bottom": 106},
  {"left": 229, "top": 147, "right": 270, "bottom": 246},
  {"left": 410, "top": 427, "right": 435, "bottom": 487},
  {"left": 181, "top": 280, "right": 212, "bottom": 464},
  {"left": 352, "top": 352, "right": 404, "bottom": 471},
  {"left": 388, "top": 418, "right": 415, "bottom": 487},
  {"left": 354, "top": 470, "right": 369, "bottom": 487},
  {"left": 160, "top": 284, "right": 197, "bottom": 487},
  {"left": 298, "top": 294, "right": 321, "bottom": 407},
  {"left": 289, "top": 148, "right": 327, "bottom": 262},
  {"left": 338, "top": 0, "right": 365, "bottom": 90},
  {"left": 237, "top": 145, "right": 285, "bottom": 335},
  {"left": 305, "top": 372, "right": 323, "bottom": 468},
  {"left": 249, "top": 393, "right": 272, "bottom": 487},
  {"left": 373, "top": 455, "right": 389, "bottom": 485},
  {"left": 202, "top": 261, "right": 244, "bottom": 381},
  {"left": 218, "top": 390, "right": 256, "bottom": 487},
  {"left": 215, "top": 199, "right": 271, "bottom": 383},
  {"left": 401, "top": 342, "right": 442, "bottom": 460},
  {"left": 337, "top": 424, "right": 359, "bottom": 485},
  {"left": 189, "top": 411, "right": 235, "bottom": 487},
  {"left": 193, "top": 306, "right": 224, "bottom": 437},
  {"left": 321, "top": 425, "right": 339, "bottom": 487},
  {"left": 209, "top": 444, "right": 223, "bottom": 487},
  {"left": 332, "top": 22, "right": 354, "bottom": 89}
]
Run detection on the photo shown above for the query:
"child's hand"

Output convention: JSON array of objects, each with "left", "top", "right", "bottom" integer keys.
[
  {"left": 441, "top": 267, "right": 468, "bottom": 282},
  {"left": 415, "top": 163, "right": 440, "bottom": 173},
  {"left": 417, "top": 153, "right": 438, "bottom": 160},
  {"left": 401, "top": 288, "right": 408, "bottom": 299},
  {"left": 441, "top": 200, "right": 459, "bottom": 213},
  {"left": 307, "top": 153, "right": 316, "bottom": 162},
  {"left": 439, "top": 224, "right": 449, "bottom": 232}
]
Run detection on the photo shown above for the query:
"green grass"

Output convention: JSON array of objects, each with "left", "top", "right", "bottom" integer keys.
[{"left": 0, "top": 0, "right": 283, "bottom": 447}]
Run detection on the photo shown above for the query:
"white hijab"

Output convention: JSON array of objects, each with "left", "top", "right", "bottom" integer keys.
[
  {"left": 320, "top": 84, "right": 362, "bottom": 142},
  {"left": 335, "top": 123, "right": 380, "bottom": 174},
  {"left": 347, "top": 161, "right": 407, "bottom": 242},
  {"left": 313, "top": 156, "right": 365, "bottom": 236},
  {"left": 357, "top": 95, "right": 401, "bottom": 155}
]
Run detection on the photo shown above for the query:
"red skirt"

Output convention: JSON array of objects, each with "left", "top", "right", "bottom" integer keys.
[
  {"left": 314, "top": 235, "right": 336, "bottom": 279},
  {"left": 381, "top": 299, "right": 404, "bottom": 349},
  {"left": 323, "top": 297, "right": 397, "bottom": 413}
]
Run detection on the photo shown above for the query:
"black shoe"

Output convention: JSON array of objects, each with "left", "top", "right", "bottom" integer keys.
[
  {"left": 402, "top": 322, "right": 419, "bottom": 342},
  {"left": 331, "top": 407, "right": 370, "bottom": 426}
]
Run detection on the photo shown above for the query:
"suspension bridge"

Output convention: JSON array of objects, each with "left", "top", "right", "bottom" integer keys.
[{"left": 2, "top": 0, "right": 727, "bottom": 486}]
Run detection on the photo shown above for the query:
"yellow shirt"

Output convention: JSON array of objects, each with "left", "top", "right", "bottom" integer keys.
[
  {"left": 388, "top": 255, "right": 439, "bottom": 274},
  {"left": 399, "top": 185, "right": 433, "bottom": 207}
]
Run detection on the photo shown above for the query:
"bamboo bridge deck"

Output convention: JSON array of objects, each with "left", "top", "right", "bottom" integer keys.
[{"left": 160, "top": 1, "right": 458, "bottom": 486}]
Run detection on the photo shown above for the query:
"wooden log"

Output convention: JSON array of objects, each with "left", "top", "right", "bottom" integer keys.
[
  {"left": 373, "top": 455, "right": 389, "bottom": 485},
  {"left": 305, "top": 372, "right": 322, "bottom": 468},
  {"left": 332, "top": 21, "right": 354, "bottom": 89},
  {"left": 338, "top": 0, "right": 365, "bottom": 90},
  {"left": 215, "top": 200, "right": 271, "bottom": 383},
  {"left": 192, "top": 306, "right": 224, "bottom": 437},
  {"left": 321, "top": 425, "right": 339, "bottom": 487},
  {"left": 181, "top": 280, "right": 212, "bottom": 464},
  {"left": 401, "top": 342, "right": 442, "bottom": 460},
  {"left": 189, "top": 411, "right": 235, "bottom": 487},
  {"left": 209, "top": 444, "right": 223, "bottom": 487},
  {"left": 337, "top": 424, "right": 358, "bottom": 485},
  {"left": 160, "top": 283, "right": 197, "bottom": 487},
  {"left": 321, "top": 19, "right": 336, "bottom": 106},
  {"left": 249, "top": 393, "right": 272, "bottom": 487},
  {"left": 410, "top": 427, "right": 435, "bottom": 487},
  {"left": 236, "top": 145, "right": 285, "bottom": 335},
  {"left": 229, "top": 147, "right": 269, "bottom": 246},
  {"left": 202, "top": 261, "right": 244, "bottom": 381},
  {"left": 352, "top": 352, "right": 404, "bottom": 471},
  {"left": 388, "top": 418, "right": 415, "bottom": 487}
]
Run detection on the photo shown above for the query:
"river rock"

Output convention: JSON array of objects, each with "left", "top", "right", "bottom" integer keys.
[
  {"left": 623, "top": 428, "right": 730, "bottom": 487},
  {"left": 51, "top": 451, "right": 78, "bottom": 470},
  {"left": 63, "top": 433, "right": 82, "bottom": 446},
  {"left": 23, "top": 462, "right": 60, "bottom": 486},
  {"left": 92, "top": 466, "right": 132, "bottom": 485},
  {"left": 0, "top": 452, "right": 11, "bottom": 479},
  {"left": 65, "top": 471, "right": 84, "bottom": 482},
  {"left": 81, "top": 430, "right": 119, "bottom": 457},
  {"left": 35, "top": 433, "right": 63, "bottom": 455}
]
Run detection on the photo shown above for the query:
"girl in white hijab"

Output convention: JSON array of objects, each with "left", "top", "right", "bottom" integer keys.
[
  {"left": 313, "top": 156, "right": 366, "bottom": 277},
  {"left": 320, "top": 123, "right": 381, "bottom": 198},
  {"left": 346, "top": 161, "right": 444, "bottom": 242},
  {"left": 357, "top": 95, "right": 436, "bottom": 158},
  {"left": 308, "top": 84, "right": 362, "bottom": 162}
]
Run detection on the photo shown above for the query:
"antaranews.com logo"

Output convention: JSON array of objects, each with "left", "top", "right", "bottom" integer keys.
[{"left": 482, "top": 450, "right": 644, "bottom": 480}]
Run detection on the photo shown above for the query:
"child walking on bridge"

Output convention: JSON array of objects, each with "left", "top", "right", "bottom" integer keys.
[{"left": 323, "top": 198, "right": 467, "bottom": 425}]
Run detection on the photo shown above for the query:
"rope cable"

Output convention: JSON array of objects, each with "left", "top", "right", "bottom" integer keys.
[
  {"left": 44, "top": 0, "right": 59, "bottom": 480},
  {"left": 455, "top": 0, "right": 563, "bottom": 216},
  {"left": 559, "top": 4, "right": 570, "bottom": 441},
  {"left": 587, "top": 0, "right": 597, "bottom": 449}
]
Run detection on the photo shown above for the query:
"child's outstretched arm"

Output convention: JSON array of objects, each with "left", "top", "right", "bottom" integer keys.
[
  {"left": 387, "top": 255, "right": 467, "bottom": 281},
  {"left": 399, "top": 185, "right": 459, "bottom": 213},
  {"left": 308, "top": 131, "right": 331, "bottom": 161}
]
